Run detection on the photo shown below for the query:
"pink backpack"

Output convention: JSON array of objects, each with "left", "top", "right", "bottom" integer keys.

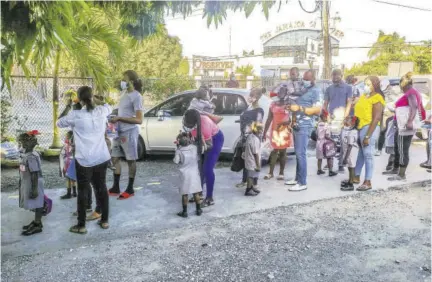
[{"left": 323, "top": 140, "right": 337, "bottom": 159}]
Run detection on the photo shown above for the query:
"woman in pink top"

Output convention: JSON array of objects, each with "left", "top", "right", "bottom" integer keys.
[
  {"left": 183, "top": 109, "right": 224, "bottom": 207},
  {"left": 386, "top": 72, "right": 425, "bottom": 181}
]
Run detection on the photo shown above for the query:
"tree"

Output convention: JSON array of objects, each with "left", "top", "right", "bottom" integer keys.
[
  {"left": 345, "top": 31, "right": 432, "bottom": 76},
  {"left": 236, "top": 64, "right": 255, "bottom": 78}
]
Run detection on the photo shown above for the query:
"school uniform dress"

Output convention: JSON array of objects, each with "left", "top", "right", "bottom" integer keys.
[
  {"left": 244, "top": 134, "right": 261, "bottom": 178},
  {"left": 19, "top": 152, "right": 44, "bottom": 210},
  {"left": 342, "top": 129, "right": 359, "bottom": 168},
  {"left": 174, "top": 145, "right": 202, "bottom": 195}
]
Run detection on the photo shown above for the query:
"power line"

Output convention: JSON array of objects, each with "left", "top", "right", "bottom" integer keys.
[{"left": 371, "top": 0, "right": 432, "bottom": 12}]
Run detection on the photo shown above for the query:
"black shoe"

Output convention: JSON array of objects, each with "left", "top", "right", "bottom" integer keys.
[
  {"left": 177, "top": 211, "right": 188, "bottom": 218},
  {"left": 252, "top": 187, "right": 261, "bottom": 194},
  {"left": 338, "top": 166, "right": 345, "bottom": 173},
  {"left": 60, "top": 193, "right": 72, "bottom": 200},
  {"left": 196, "top": 209, "right": 203, "bottom": 216},
  {"left": 341, "top": 183, "right": 354, "bottom": 191},
  {"left": 22, "top": 222, "right": 43, "bottom": 236},
  {"left": 245, "top": 188, "right": 258, "bottom": 196},
  {"left": 420, "top": 162, "right": 432, "bottom": 169},
  {"left": 22, "top": 221, "right": 43, "bottom": 230},
  {"left": 317, "top": 170, "right": 325, "bottom": 175},
  {"left": 385, "top": 165, "right": 393, "bottom": 171},
  {"left": 383, "top": 169, "right": 398, "bottom": 175},
  {"left": 340, "top": 180, "right": 349, "bottom": 187},
  {"left": 329, "top": 171, "right": 338, "bottom": 177}
]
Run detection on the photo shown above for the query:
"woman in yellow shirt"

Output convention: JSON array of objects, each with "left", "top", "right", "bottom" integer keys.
[{"left": 353, "top": 76, "right": 385, "bottom": 191}]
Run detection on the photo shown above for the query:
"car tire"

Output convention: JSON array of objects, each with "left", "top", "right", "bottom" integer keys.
[{"left": 137, "top": 136, "right": 146, "bottom": 160}]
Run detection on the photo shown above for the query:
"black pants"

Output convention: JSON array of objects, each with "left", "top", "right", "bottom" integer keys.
[
  {"left": 393, "top": 129, "right": 414, "bottom": 169},
  {"left": 76, "top": 160, "right": 109, "bottom": 227}
]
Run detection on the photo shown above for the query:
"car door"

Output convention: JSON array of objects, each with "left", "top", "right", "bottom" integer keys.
[
  {"left": 212, "top": 92, "right": 248, "bottom": 153},
  {"left": 145, "top": 94, "right": 193, "bottom": 151}
]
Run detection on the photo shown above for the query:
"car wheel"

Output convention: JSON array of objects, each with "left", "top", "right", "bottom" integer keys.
[{"left": 137, "top": 136, "right": 146, "bottom": 160}]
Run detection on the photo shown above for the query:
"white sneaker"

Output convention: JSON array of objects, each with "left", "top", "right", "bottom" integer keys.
[
  {"left": 288, "top": 184, "right": 307, "bottom": 191},
  {"left": 284, "top": 180, "right": 298, "bottom": 185}
]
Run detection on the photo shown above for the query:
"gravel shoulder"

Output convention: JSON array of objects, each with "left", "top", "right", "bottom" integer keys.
[{"left": 2, "top": 186, "right": 431, "bottom": 282}]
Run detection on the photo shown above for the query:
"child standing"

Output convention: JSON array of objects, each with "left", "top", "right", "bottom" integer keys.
[
  {"left": 18, "top": 131, "right": 45, "bottom": 236},
  {"left": 174, "top": 132, "right": 203, "bottom": 218},
  {"left": 59, "top": 131, "right": 77, "bottom": 199},
  {"left": 316, "top": 111, "right": 338, "bottom": 177},
  {"left": 340, "top": 116, "right": 360, "bottom": 191},
  {"left": 244, "top": 122, "right": 262, "bottom": 196}
]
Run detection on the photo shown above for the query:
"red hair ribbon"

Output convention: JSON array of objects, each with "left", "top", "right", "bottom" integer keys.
[{"left": 27, "top": 130, "right": 40, "bottom": 136}]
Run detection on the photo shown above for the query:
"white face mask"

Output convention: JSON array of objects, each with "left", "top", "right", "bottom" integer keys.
[
  {"left": 303, "top": 81, "right": 312, "bottom": 88},
  {"left": 120, "top": 81, "right": 128, "bottom": 90},
  {"left": 364, "top": 86, "right": 371, "bottom": 95}
]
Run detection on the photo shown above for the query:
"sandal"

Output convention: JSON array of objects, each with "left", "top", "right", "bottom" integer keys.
[
  {"left": 86, "top": 211, "right": 101, "bottom": 221},
  {"left": 108, "top": 187, "right": 120, "bottom": 196},
  {"left": 97, "top": 220, "right": 109, "bottom": 229},
  {"left": 118, "top": 191, "right": 134, "bottom": 200},
  {"left": 69, "top": 225, "right": 87, "bottom": 234},
  {"left": 264, "top": 174, "right": 274, "bottom": 180},
  {"left": 356, "top": 184, "right": 372, "bottom": 192},
  {"left": 276, "top": 175, "right": 284, "bottom": 181},
  {"left": 352, "top": 176, "right": 360, "bottom": 184}
]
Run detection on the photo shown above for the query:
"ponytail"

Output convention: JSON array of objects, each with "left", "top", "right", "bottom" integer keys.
[
  {"left": 183, "top": 109, "right": 203, "bottom": 156},
  {"left": 123, "top": 70, "right": 143, "bottom": 94},
  {"left": 77, "top": 86, "right": 95, "bottom": 112}
]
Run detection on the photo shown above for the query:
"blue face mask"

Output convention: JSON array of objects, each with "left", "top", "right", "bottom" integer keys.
[{"left": 303, "top": 81, "right": 312, "bottom": 88}]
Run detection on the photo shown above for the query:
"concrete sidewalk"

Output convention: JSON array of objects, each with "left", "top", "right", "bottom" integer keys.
[{"left": 2, "top": 144, "right": 430, "bottom": 259}]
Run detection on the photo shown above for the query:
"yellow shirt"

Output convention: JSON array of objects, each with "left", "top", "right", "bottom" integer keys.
[{"left": 354, "top": 94, "right": 386, "bottom": 129}]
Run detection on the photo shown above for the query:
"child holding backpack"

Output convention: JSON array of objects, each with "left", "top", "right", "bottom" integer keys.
[
  {"left": 316, "top": 110, "right": 338, "bottom": 177},
  {"left": 59, "top": 131, "right": 77, "bottom": 199}
]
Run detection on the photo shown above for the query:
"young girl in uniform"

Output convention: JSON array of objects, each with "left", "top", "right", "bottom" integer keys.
[
  {"left": 244, "top": 122, "right": 263, "bottom": 196},
  {"left": 59, "top": 131, "right": 77, "bottom": 199},
  {"left": 341, "top": 116, "right": 360, "bottom": 191},
  {"left": 174, "top": 132, "right": 203, "bottom": 218},
  {"left": 316, "top": 110, "right": 338, "bottom": 177},
  {"left": 18, "top": 130, "right": 45, "bottom": 236}
]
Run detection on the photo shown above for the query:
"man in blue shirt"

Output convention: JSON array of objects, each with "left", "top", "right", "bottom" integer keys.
[
  {"left": 285, "top": 70, "right": 322, "bottom": 191},
  {"left": 324, "top": 69, "right": 353, "bottom": 173}
]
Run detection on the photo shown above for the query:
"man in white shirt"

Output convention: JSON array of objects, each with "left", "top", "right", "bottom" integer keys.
[{"left": 57, "top": 86, "right": 112, "bottom": 234}]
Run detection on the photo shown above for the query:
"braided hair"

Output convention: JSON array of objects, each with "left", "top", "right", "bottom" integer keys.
[
  {"left": 183, "top": 109, "right": 203, "bottom": 157},
  {"left": 18, "top": 131, "right": 39, "bottom": 152}
]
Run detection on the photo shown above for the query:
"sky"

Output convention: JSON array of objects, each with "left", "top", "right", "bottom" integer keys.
[{"left": 165, "top": 0, "right": 432, "bottom": 68}]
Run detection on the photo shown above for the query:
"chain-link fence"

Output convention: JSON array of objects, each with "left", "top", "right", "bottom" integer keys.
[{"left": 1, "top": 76, "right": 93, "bottom": 148}]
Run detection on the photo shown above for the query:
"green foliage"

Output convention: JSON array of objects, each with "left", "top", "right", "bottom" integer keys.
[
  {"left": 149, "top": 76, "right": 195, "bottom": 101},
  {"left": 178, "top": 57, "right": 190, "bottom": 75},
  {"left": 345, "top": 31, "right": 432, "bottom": 76},
  {"left": 236, "top": 64, "right": 255, "bottom": 78},
  {"left": 0, "top": 98, "right": 13, "bottom": 139}
]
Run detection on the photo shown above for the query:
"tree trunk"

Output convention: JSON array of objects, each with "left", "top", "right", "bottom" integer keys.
[{"left": 50, "top": 48, "right": 62, "bottom": 149}]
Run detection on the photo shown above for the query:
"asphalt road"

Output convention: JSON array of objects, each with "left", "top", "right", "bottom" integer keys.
[{"left": 2, "top": 186, "right": 430, "bottom": 282}]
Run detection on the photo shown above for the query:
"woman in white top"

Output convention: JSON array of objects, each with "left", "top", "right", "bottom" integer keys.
[{"left": 57, "top": 86, "right": 112, "bottom": 234}]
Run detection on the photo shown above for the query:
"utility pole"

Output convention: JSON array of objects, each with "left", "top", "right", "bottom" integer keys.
[
  {"left": 321, "top": 0, "right": 331, "bottom": 79},
  {"left": 229, "top": 26, "right": 232, "bottom": 56}
]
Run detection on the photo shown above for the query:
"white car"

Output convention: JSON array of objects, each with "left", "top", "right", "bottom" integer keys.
[{"left": 137, "top": 88, "right": 272, "bottom": 160}]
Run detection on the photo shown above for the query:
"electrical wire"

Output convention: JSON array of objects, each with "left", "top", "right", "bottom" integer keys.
[
  {"left": 371, "top": 0, "right": 431, "bottom": 12},
  {"left": 298, "top": 0, "right": 321, "bottom": 13}
]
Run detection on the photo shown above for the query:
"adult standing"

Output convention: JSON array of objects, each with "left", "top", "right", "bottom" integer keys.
[
  {"left": 226, "top": 73, "right": 239, "bottom": 88},
  {"left": 57, "top": 86, "right": 112, "bottom": 234},
  {"left": 108, "top": 70, "right": 144, "bottom": 200},
  {"left": 353, "top": 76, "right": 385, "bottom": 191},
  {"left": 323, "top": 69, "right": 353, "bottom": 173},
  {"left": 263, "top": 85, "right": 292, "bottom": 180},
  {"left": 284, "top": 70, "right": 322, "bottom": 191},
  {"left": 183, "top": 109, "right": 224, "bottom": 207},
  {"left": 386, "top": 72, "right": 425, "bottom": 181},
  {"left": 236, "top": 87, "right": 265, "bottom": 188}
]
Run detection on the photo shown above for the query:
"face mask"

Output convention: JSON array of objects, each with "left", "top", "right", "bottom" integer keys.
[
  {"left": 120, "top": 81, "right": 127, "bottom": 90},
  {"left": 303, "top": 81, "right": 312, "bottom": 88},
  {"left": 247, "top": 97, "right": 257, "bottom": 104},
  {"left": 364, "top": 86, "right": 371, "bottom": 95}
]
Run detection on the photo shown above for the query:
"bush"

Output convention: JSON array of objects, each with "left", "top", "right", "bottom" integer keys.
[
  {"left": 0, "top": 97, "right": 13, "bottom": 141},
  {"left": 146, "top": 76, "right": 195, "bottom": 101}
]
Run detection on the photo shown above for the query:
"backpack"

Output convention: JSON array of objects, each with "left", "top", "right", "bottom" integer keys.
[
  {"left": 323, "top": 140, "right": 337, "bottom": 158},
  {"left": 230, "top": 138, "right": 245, "bottom": 172}
]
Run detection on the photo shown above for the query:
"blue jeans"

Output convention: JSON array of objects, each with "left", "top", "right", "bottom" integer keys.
[
  {"left": 355, "top": 125, "right": 379, "bottom": 180},
  {"left": 294, "top": 126, "right": 311, "bottom": 185}
]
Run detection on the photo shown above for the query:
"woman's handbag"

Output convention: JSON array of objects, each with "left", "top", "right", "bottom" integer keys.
[{"left": 395, "top": 106, "right": 422, "bottom": 131}]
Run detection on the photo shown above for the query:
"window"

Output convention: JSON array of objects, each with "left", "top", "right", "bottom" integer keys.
[
  {"left": 145, "top": 94, "right": 193, "bottom": 117},
  {"left": 213, "top": 93, "right": 247, "bottom": 115}
]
